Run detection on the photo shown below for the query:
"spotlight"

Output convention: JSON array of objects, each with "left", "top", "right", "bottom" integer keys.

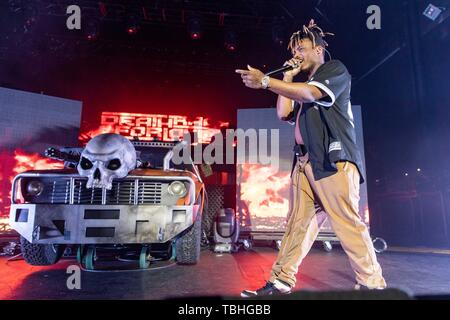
[
  {"left": 85, "top": 18, "right": 100, "bottom": 41},
  {"left": 188, "top": 15, "right": 202, "bottom": 40},
  {"left": 423, "top": 4, "right": 444, "bottom": 21},
  {"left": 190, "top": 31, "right": 200, "bottom": 39},
  {"left": 272, "top": 23, "right": 286, "bottom": 47},
  {"left": 226, "top": 44, "right": 236, "bottom": 52},
  {"left": 125, "top": 14, "right": 140, "bottom": 35},
  {"left": 224, "top": 30, "right": 237, "bottom": 52},
  {"left": 127, "top": 26, "right": 138, "bottom": 35}
]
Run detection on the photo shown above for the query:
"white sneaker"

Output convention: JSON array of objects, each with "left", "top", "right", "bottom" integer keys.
[{"left": 240, "top": 279, "right": 292, "bottom": 298}]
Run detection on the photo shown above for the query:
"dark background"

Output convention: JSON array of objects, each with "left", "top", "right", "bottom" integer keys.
[{"left": 1, "top": 0, "right": 449, "bottom": 247}]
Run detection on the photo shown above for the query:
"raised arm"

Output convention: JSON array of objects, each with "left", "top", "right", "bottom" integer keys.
[{"left": 236, "top": 65, "right": 325, "bottom": 120}]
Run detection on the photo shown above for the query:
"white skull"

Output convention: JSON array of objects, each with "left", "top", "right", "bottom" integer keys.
[{"left": 77, "top": 133, "right": 136, "bottom": 190}]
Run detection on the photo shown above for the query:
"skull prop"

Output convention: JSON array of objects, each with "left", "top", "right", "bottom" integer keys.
[{"left": 77, "top": 133, "right": 136, "bottom": 189}]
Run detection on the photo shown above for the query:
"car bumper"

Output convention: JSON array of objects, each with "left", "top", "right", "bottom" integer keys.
[{"left": 10, "top": 203, "right": 200, "bottom": 244}]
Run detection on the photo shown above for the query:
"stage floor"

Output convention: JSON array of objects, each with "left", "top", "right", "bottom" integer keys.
[{"left": 1, "top": 245, "right": 449, "bottom": 299}]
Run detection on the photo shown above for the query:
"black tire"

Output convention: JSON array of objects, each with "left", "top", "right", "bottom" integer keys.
[
  {"left": 175, "top": 194, "right": 203, "bottom": 265},
  {"left": 20, "top": 236, "right": 65, "bottom": 266}
]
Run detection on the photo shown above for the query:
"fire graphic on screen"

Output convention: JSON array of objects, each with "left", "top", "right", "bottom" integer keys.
[
  {"left": 238, "top": 163, "right": 291, "bottom": 231},
  {"left": 238, "top": 164, "right": 370, "bottom": 232},
  {"left": 13, "top": 150, "right": 64, "bottom": 174},
  {"left": 0, "top": 150, "right": 63, "bottom": 229},
  {"left": 80, "top": 112, "right": 230, "bottom": 144}
]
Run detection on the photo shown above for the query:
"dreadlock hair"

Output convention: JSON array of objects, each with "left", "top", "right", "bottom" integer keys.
[{"left": 288, "top": 19, "right": 334, "bottom": 58}]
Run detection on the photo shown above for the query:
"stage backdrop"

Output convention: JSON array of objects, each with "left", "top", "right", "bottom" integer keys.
[
  {"left": 0, "top": 87, "right": 82, "bottom": 227},
  {"left": 236, "top": 106, "right": 369, "bottom": 234}
]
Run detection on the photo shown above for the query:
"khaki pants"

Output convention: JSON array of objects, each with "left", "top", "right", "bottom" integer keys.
[{"left": 269, "top": 159, "right": 386, "bottom": 289}]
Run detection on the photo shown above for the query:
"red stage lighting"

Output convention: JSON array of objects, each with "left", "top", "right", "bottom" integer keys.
[
  {"left": 190, "top": 31, "right": 201, "bottom": 40},
  {"left": 85, "top": 18, "right": 100, "bottom": 41},
  {"left": 92, "top": 112, "right": 230, "bottom": 144},
  {"left": 225, "top": 43, "right": 236, "bottom": 52},
  {"left": 187, "top": 15, "right": 202, "bottom": 40},
  {"left": 125, "top": 13, "right": 140, "bottom": 35},
  {"left": 86, "top": 32, "right": 99, "bottom": 41},
  {"left": 224, "top": 30, "right": 237, "bottom": 52},
  {"left": 127, "top": 27, "right": 138, "bottom": 35}
]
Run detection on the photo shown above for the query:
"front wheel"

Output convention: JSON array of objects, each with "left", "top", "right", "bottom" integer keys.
[
  {"left": 175, "top": 211, "right": 202, "bottom": 265},
  {"left": 20, "top": 236, "right": 65, "bottom": 266}
]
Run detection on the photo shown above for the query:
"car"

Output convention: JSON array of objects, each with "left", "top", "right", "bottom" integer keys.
[{"left": 9, "top": 135, "right": 205, "bottom": 269}]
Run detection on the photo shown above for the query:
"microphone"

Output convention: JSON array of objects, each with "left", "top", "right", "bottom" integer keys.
[{"left": 264, "top": 62, "right": 300, "bottom": 76}]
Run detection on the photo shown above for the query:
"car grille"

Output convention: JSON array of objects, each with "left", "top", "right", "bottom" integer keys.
[{"left": 43, "top": 178, "right": 163, "bottom": 205}]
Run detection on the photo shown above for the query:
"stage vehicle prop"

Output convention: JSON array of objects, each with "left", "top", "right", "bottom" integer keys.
[{"left": 9, "top": 134, "right": 205, "bottom": 269}]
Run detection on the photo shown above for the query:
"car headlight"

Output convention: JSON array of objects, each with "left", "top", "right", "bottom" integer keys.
[
  {"left": 168, "top": 181, "right": 187, "bottom": 197},
  {"left": 26, "top": 180, "right": 44, "bottom": 197}
]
